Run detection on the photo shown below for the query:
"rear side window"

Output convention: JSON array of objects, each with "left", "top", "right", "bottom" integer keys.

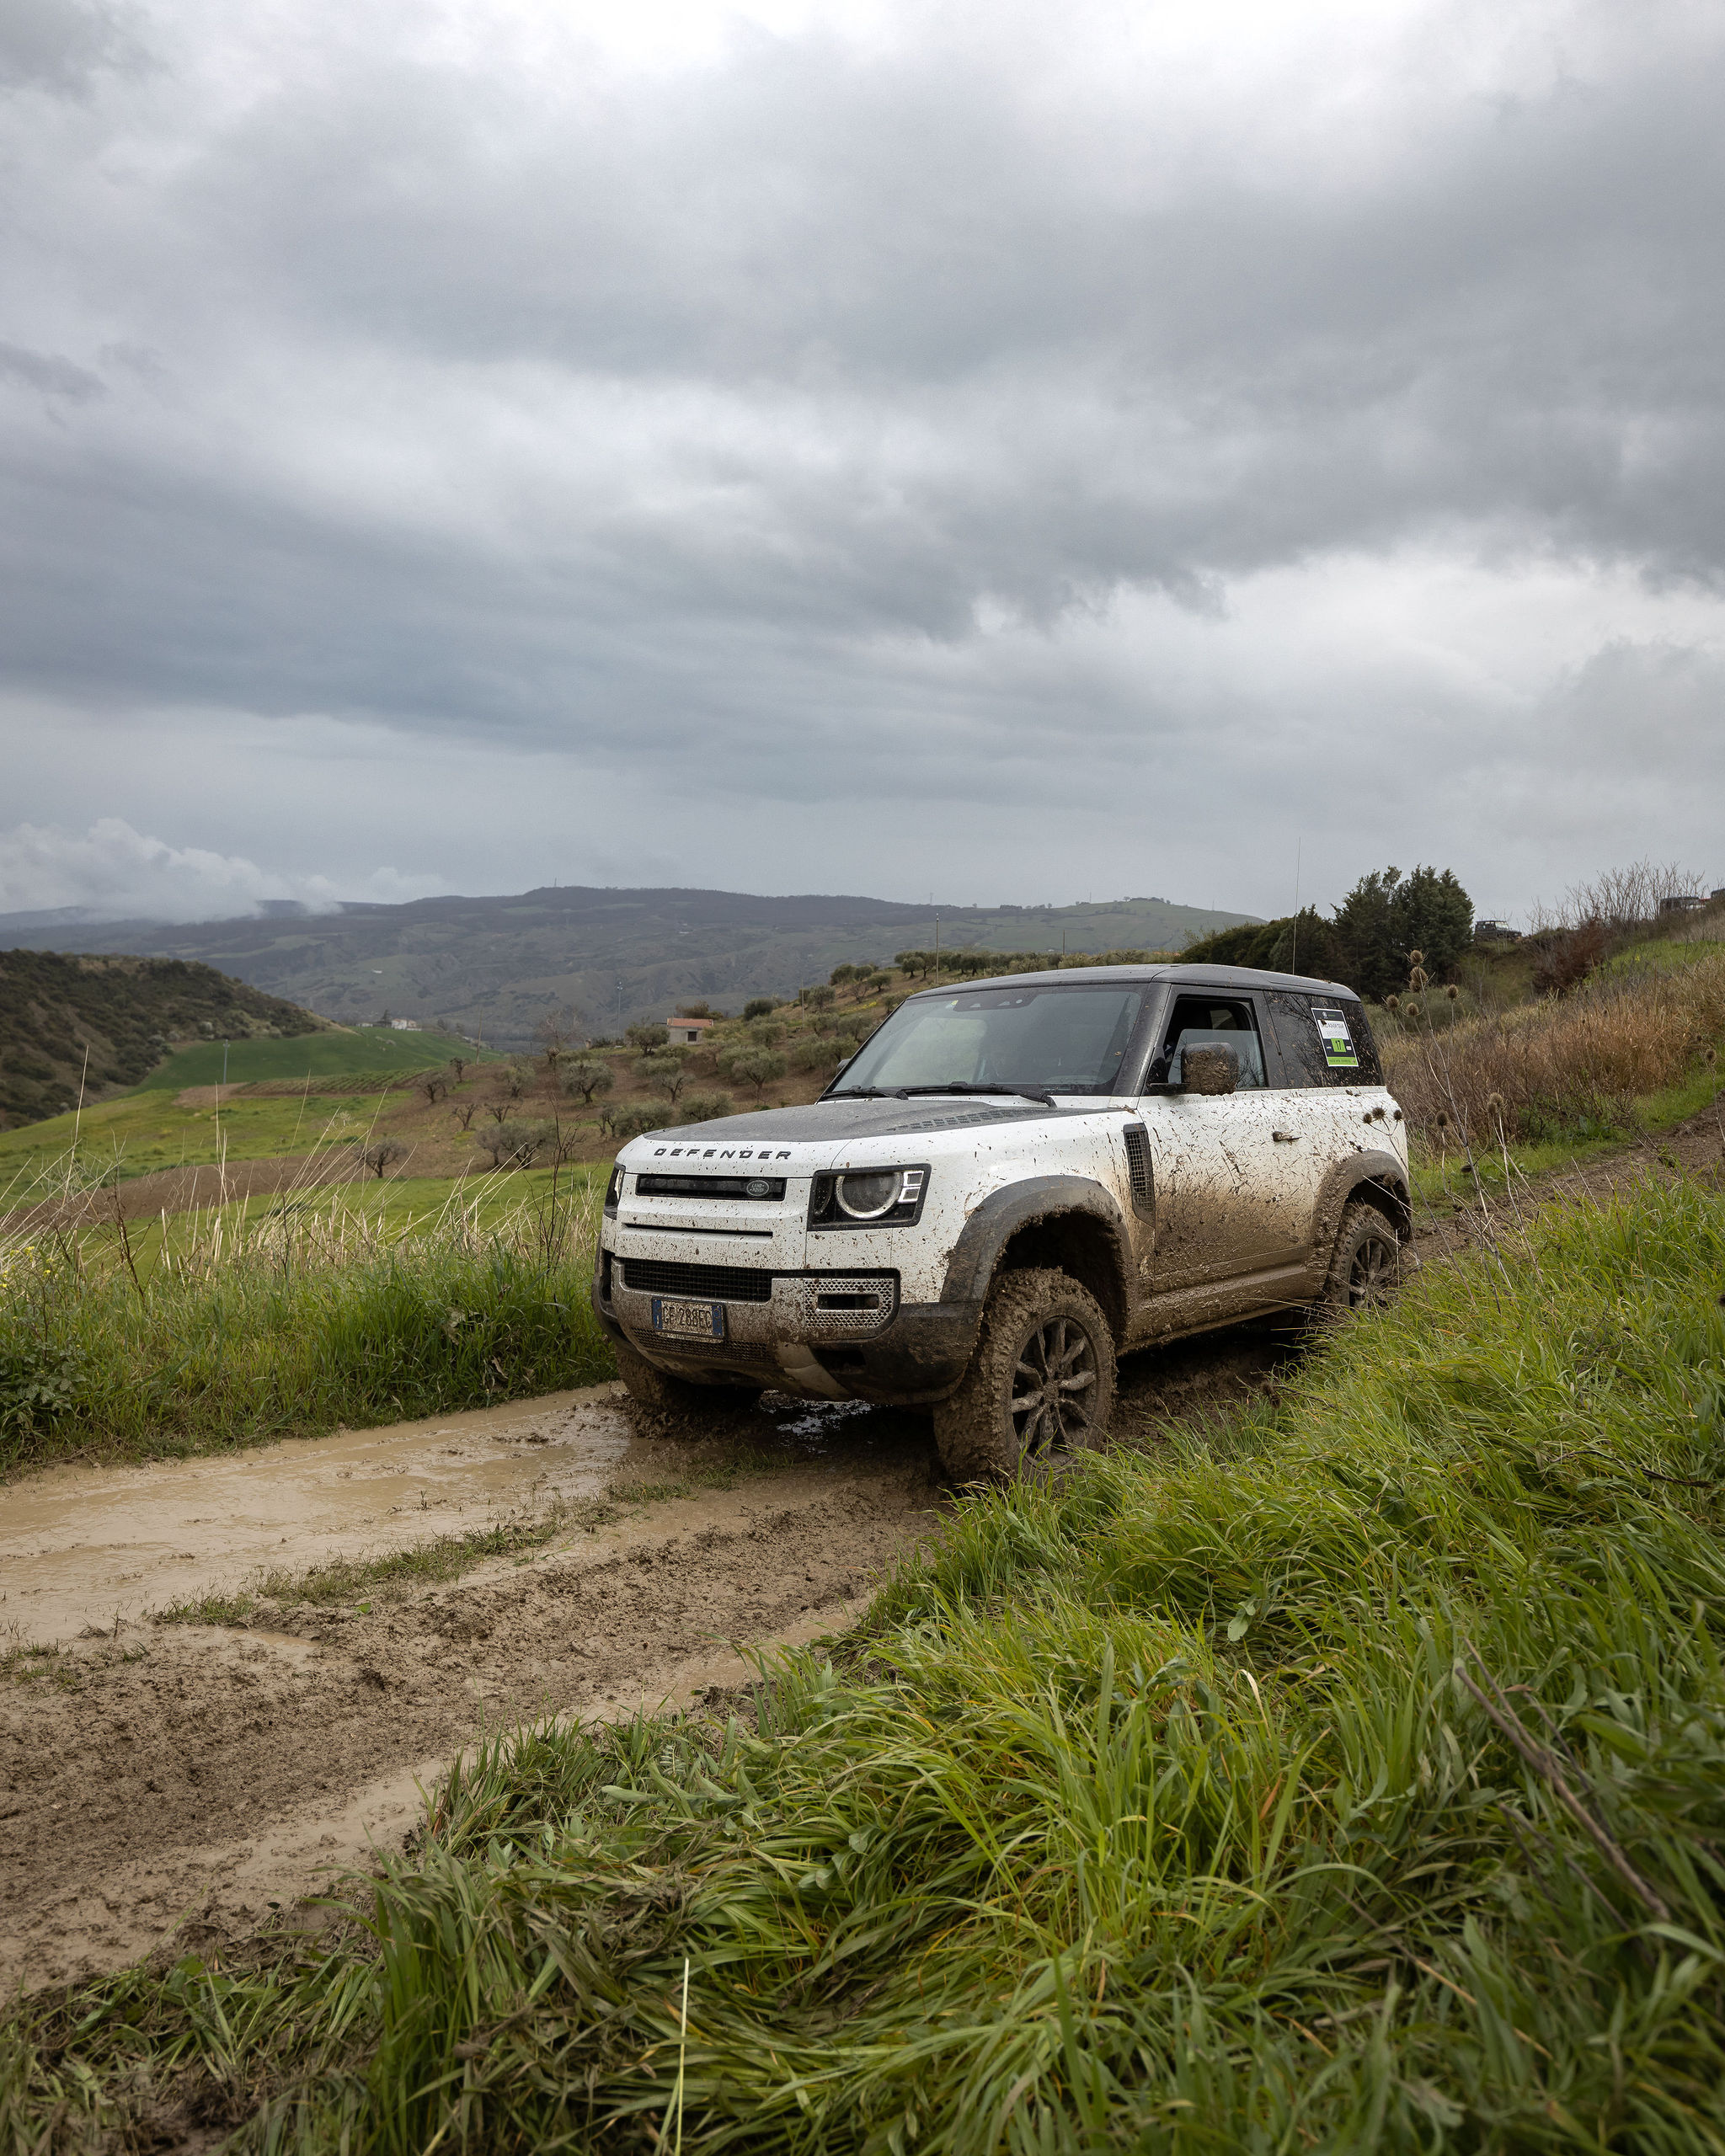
[{"left": 1268, "top": 992, "right": 1382, "bottom": 1086}]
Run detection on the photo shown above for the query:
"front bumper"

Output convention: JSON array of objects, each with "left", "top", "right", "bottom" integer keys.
[{"left": 590, "top": 1246, "right": 980, "bottom": 1403}]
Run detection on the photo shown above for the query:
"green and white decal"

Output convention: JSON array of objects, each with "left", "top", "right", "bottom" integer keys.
[{"left": 1312, "top": 1006, "right": 1359, "bottom": 1070}]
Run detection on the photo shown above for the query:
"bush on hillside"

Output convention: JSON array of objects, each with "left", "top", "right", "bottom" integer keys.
[{"left": 677, "top": 1091, "right": 734, "bottom": 1124}]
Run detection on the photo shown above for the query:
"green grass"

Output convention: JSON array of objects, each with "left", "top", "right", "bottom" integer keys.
[
  {"left": 0, "top": 1086, "right": 406, "bottom": 1187},
  {"left": 146, "top": 1030, "right": 491, "bottom": 1090},
  {"left": 155, "top": 1502, "right": 624, "bottom": 1627},
  {"left": 0, "top": 1177, "right": 615, "bottom": 1475},
  {"left": 7, "top": 1174, "right": 1725, "bottom": 2150}
]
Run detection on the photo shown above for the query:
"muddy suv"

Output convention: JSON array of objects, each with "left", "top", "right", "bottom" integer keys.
[{"left": 591, "top": 963, "right": 1408, "bottom": 1477}]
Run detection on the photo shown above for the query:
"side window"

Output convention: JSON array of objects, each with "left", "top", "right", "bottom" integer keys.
[
  {"left": 1268, "top": 992, "right": 1382, "bottom": 1086},
  {"left": 1159, "top": 994, "right": 1267, "bottom": 1091},
  {"left": 1267, "top": 991, "right": 1330, "bottom": 1087}
]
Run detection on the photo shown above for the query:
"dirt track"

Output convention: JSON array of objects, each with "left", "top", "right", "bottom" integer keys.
[{"left": 3, "top": 1112, "right": 1720, "bottom": 2000}]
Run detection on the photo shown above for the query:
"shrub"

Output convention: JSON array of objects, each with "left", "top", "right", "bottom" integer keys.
[
  {"left": 722, "top": 1048, "right": 786, "bottom": 1093},
  {"left": 803, "top": 985, "right": 836, "bottom": 1010},
  {"left": 788, "top": 1033, "right": 846, "bottom": 1076},
  {"left": 1530, "top": 919, "right": 1610, "bottom": 996},
  {"left": 624, "top": 1022, "right": 670, "bottom": 1050},
  {"left": 678, "top": 1091, "right": 734, "bottom": 1124},
  {"left": 560, "top": 1059, "right": 614, "bottom": 1106},
  {"left": 741, "top": 998, "right": 780, "bottom": 1020},
  {"left": 636, "top": 1054, "right": 690, "bottom": 1104}
]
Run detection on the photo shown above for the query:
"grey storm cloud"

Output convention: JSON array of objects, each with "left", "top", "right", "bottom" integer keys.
[{"left": 1, "top": 0, "right": 1722, "bottom": 918}]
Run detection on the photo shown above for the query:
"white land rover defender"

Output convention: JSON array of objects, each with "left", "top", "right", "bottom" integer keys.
[{"left": 591, "top": 964, "right": 1408, "bottom": 1478}]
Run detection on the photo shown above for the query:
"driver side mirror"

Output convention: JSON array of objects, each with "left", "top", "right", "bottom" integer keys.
[{"left": 1181, "top": 1043, "right": 1241, "bottom": 1097}]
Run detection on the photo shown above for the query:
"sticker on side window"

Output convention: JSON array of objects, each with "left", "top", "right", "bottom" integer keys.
[{"left": 1311, "top": 1006, "right": 1359, "bottom": 1070}]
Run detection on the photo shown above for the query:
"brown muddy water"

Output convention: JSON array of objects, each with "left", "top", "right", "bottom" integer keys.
[{"left": 0, "top": 1385, "right": 635, "bottom": 1647}]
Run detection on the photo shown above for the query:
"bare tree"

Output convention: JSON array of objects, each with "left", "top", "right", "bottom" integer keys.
[
  {"left": 450, "top": 1100, "right": 477, "bottom": 1131},
  {"left": 484, "top": 1097, "right": 515, "bottom": 1125},
  {"left": 448, "top": 1054, "right": 467, "bottom": 1085},
  {"left": 356, "top": 1139, "right": 409, "bottom": 1178},
  {"left": 1534, "top": 857, "right": 1707, "bottom": 931},
  {"left": 533, "top": 1004, "right": 585, "bottom": 1076},
  {"left": 501, "top": 1059, "right": 530, "bottom": 1100},
  {"left": 414, "top": 1070, "right": 447, "bottom": 1105}
]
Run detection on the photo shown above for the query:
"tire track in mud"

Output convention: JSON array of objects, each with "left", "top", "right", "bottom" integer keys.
[{"left": 0, "top": 1443, "right": 940, "bottom": 1995}]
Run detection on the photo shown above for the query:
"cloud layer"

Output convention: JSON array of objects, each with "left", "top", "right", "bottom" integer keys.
[{"left": 1, "top": 0, "right": 1721, "bottom": 919}]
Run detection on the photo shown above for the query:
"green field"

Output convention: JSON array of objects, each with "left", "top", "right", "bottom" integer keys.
[
  {"left": 0, "top": 1087, "right": 402, "bottom": 1190},
  {"left": 0, "top": 1031, "right": 501, "bottom": 1190},
  {"left": 146, "top": 1027, "right": 485, "bottom": 1088}
]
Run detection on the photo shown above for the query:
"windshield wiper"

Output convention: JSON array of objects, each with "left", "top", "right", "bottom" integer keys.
[{"left": 833, "top": 1086, "right": 910, "bottom": 1100}]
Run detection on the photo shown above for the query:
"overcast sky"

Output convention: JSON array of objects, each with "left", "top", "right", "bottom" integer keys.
[{"left": 2, "top": 0, "right": 1722, "bottom": 926}]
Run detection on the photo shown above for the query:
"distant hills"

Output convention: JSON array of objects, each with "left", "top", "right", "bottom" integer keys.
[
  {"left": 0, "top": 951, "right": 326, "bottom": 1129},
  {"left": 0, "top": 885, "right": 1256, "bottom": 1047}
]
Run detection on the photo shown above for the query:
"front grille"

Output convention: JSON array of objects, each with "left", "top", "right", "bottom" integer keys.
[
  {"left": 621, "top": 1257, "right": 774, "bottom": 1303},
  {"left": 635, "top": 1174, "right": 787, "bottom": 1200}
]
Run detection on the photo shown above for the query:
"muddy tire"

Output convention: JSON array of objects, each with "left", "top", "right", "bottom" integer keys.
[
  {"left": 1318, "top": 1200, "right": 1403, "bottom": 1315},
  {"left": 932, "top": 1267, "right": 1116, "bottom": 1482},
  {"left": 614, "top": 1338, "right": 764, "bottom": 1416}
]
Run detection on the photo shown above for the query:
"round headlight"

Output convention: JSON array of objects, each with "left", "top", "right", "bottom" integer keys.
[{"left": 835, "top": 1169, "right": 901, "bottom": 1219}]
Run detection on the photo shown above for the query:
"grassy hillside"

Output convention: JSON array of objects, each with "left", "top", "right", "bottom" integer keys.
[
  {"left": 0, "top": 884, "right": 1257, "bottom": 1046},
  {"left": 9, "top": 1175, "right": 1725, "bottom": 2145},
  {"left": 0, "top": 950, "right": 327, "bottom": 1132},
  {"left": 145, "top": 1027, "right": 483, "bottom": 1090}
]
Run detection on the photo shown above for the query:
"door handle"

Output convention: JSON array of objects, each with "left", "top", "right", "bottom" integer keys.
[{"left": 1272, "top": 1130, "right": 1299, "bottom": 1143}]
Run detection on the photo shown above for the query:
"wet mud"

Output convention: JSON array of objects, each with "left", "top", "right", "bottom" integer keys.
[
  {"left": 1, "top": 1397, "right": 944, "bottom": 1995},
  {"left": 1, "top": 1385, "right": 633, "bottom": 1646}
]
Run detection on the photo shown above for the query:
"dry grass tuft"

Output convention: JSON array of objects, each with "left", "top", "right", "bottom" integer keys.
[{"left": 1385, "top": 948, "right": 1725, "bottom": 1144}]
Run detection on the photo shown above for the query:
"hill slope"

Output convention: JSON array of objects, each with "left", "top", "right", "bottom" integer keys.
[
  {"left": 0, "top": 951, "right": 327, "bottom": 1129},
  {"left": 0, "top": 886, "right": 1256, "bottom": 1045}
]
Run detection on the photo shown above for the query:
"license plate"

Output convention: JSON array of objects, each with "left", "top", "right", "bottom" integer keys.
[{"left": 651, "top": 1296, "right": 725, "bottom": 1340}]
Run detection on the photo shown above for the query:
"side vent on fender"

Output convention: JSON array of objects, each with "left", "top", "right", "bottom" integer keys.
[{"left": 1122, "top": 1123, "right": 1154, "bottom": 1218}]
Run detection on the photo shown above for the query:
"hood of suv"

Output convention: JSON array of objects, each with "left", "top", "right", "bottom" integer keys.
[{"left": 651, "top": 1097, "right": 1114, "bottom": 1145}]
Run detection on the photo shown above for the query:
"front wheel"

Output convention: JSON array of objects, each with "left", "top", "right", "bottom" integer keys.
[
  {"left": 932, "top": 1267, "right": 1116, "bottom": 1482},
  {"left": 614, "top": 1338, "right": 764, "bottom": 1417},
  {"left": 1317, "top": 1200, "right": 1403, "bottom": 1315}
]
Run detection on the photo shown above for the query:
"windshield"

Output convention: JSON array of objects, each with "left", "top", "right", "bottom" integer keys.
[{"left": 831, "top": 985, "right": 1146, "bottom": 1097}]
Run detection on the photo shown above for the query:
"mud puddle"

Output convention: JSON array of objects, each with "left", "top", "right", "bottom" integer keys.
[
  {"left": 0, "top": 1385, "right": 633, "bottom": 1646},
  {"left": 0, "top": 1392, "right": 947, "bottom": 1994}
]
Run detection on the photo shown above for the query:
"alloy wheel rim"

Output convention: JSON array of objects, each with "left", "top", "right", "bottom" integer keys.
[
  {"left": 1348, "top": 1234, "right": 1397, "bottom": 1307},
  {"left": 1009, "top": 1314, "right": 1099, "bottom": 1458}
]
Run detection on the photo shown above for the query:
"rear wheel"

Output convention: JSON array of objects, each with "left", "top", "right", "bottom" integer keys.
[
  {"left": 1318, "top": 1201, "right": 1403, "bottom": 1315},
  {"left": 932, "top": 1267, "right": 1116, "bottom": 1483},
  {"left": 614, "top": 1338, "right": 764, "bottom": 1417}
]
